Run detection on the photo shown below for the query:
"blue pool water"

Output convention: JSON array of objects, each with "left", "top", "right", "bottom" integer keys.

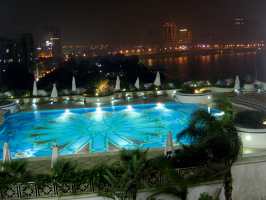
[{"left": 0, "top": 102, "right": 217, "bottom": 159}]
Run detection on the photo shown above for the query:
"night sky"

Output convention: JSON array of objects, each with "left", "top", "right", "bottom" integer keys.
[{"left": 0, "top": 0, "right": 265, "bottom": 46}]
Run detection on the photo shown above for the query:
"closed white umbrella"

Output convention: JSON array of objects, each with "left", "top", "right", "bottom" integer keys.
[
  {"left": 154, "top": 71, "right": 161, "bottom": 87},
  {"left": 234, "top": 76, "right": 240, "bottom": 93},
  {"left": 51, "top": 84, "right": 58, "bottom": 98},
  {"left": 115, "top": 76, "right": 120, "bottom": 91},
  {"left": 72, "top": 76, "right": 77, "bottom": 92},
  {"left": 33, "top": 81, "right": 38, "bottom": 96},
  {"left": 3, "top": 142, "right": 11, "bottom": 163},
  {"left": 164, "top": 132, "right": 174, "bottom": 156},
  {"left": 134, "top": 77, "right": 140, "bottom": 89},
  {"left": 51, "top": 145, "right": 59, "bottom": 168}
]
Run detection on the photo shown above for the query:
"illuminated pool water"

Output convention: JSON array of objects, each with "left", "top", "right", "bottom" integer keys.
[{"left": 0, "top": 102, "right": 218, "bottom": 159}]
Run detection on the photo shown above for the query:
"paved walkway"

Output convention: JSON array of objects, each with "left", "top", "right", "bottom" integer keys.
[{"left": 232, "top": 92, "right": 266, "bottom": 112}]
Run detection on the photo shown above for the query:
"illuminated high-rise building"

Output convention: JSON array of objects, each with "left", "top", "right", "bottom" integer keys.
[
  {"left": 233, "top": 17, "right": 246, "bottom": 42},
  {"left": 177, "top": 29, "right": 192, "bottom": 45},
  {"left": 162, "top": 22, "right": 177, "bottom": 47},
  {"left": 48, "top": 30, "right": 63, "bottom": 61}
]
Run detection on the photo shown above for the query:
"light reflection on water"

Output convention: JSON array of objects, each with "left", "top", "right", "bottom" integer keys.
[{"left": 142, "top": 51, "right": 262, "bottom": 82}]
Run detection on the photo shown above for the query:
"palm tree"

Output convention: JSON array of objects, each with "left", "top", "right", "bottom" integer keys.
[
  {"left": 177, "top": 109, "right": 242, "bottom": 200},
  {"left": 214, "top": 95, "right": 234, "bottom": 123},
  {"left": 51, "top": 159, "right": 78, "bottom": 183},
  {"left": 0, "top": 160, "right": 29, "bottom": 198},
  {"left": 51, "top": 159, "right": 78, "bottom": 195},
  {"left": 147, "top": 161, "right": 188, "bottom": 200},
  {"left": 102, "top": 149, "right": 150, "bottom": 200}
]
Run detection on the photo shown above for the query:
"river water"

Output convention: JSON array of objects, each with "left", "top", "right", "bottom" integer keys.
[{"left": 141, "top": 50, "right": 266, "bottom": 83}]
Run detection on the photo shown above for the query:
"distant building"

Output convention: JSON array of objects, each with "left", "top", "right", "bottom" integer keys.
[
  {"left": 233, "top": 17, "right": 246, "bottom": 42},
  {"left": 234, "top": 17, "right": 245, "bottom": 26},
  {"left": 162, "top": 22, "right": 177, "bottom": 47},
  {"left": 0, "top": 35, "right": 35, "bottom": 69},
  {"left": 0, "top": 34, "right": 36, "bottom": 84},
  {"left": 0, "top": 38, "right": 20, "bottom": 66},
  {"left": 20, "top": 33, "right": 35, "bottom": 72},
  {"left": 162, "top": 22, "right": 192, "bottom": 46},
  {"left": 39, "top": 29, "right": 63, "bottom": 62},
  {"left": 62, "top": 44, "right": 110, "bottom": 58},
  {"left": 49, "top": 30, "right": 63, "bottom": 61},
  {"left": 177, "top": 29, "right": 192, "bottom": 45}
]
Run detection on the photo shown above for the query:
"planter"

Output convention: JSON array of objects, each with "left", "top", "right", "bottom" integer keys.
[
  {"left": 208, "top": 87, "right": 234, "bottom": 93},
  {"left": 237, "top": 126, "right": 266, "bottom": 149},
  {"left": 175, "top": 92, "right": 212, "bottom": 105}
]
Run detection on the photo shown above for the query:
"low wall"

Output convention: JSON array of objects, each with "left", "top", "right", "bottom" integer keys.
[
  {"left": 237, "top": 126, "right": 266, "bottom": 149},
  {"left": 175, "top": 92, "right": 212, "bottom": 105},
  {"left": 12, "top": 89, "right": 179, "bottom": 105},
  {"left": 30, "top": 181, "right": 224, "bottom": 200},
  {"left": 0, "top": 102, "right": 19, "bottom": 113},
  {"left": 31, "top": 156, "right": 266, "bottom": 200},
  {"left": 208, "top": 87, "right": 234, "bottom": 93}
]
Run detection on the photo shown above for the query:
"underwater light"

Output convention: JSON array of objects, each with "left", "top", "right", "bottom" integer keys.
[
  {"left": 213, "top": 111, "right": 225, "bottom": 117},
  {"left": 127, "top": 105, "right": 133, "bottom": 111},
  {"left": 32, "top": 103, "right": 37, "bottom": 109},
  {"left": 208, "top": 106, "right": 211, "bottom": 113},
  {"left": 156, "top": 102, "right": 164, "bottom": 109}
]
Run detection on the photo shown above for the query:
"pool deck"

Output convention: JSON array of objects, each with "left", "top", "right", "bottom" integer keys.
[
  {"left": 20, "top": 96, "right": 174, "bottom": 112},
  {"left": 11, "top": 147, "right": 266, "bottom": 175},
  {"left": 21, "top": 149, "right": 165, "bottom": 174}
]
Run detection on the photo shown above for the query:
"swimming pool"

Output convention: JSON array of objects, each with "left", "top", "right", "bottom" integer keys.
[{"left": 0, "top": 102, "right": 216, "bottom": 159}]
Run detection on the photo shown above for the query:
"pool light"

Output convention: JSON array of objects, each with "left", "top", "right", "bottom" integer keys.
[
  {"left": 263, "top": 121, "right": 266, "bottom": 125},
  {"left": 96, "top": 107, "right": 102, "bottom": 112},
  {"left": 156, "top": 102, "right": 165, "bottom": 109},
  {"left": 213, "top": 111, "right": 225, "bottom": 117},
  {"left": 32, "top": 103, "right": 37, "bottom": 110},
  {"left": 157, "top": 91, "right": 162, "bottom": 95},
  {"left": 127, "top": 105, "right": 133, "bottom": 111},
  {"left": 32, "top": 98, "right": 37, "bottom": 104},
  {"left": 245, "top": 135, "right": 251, "bottom": 141}
]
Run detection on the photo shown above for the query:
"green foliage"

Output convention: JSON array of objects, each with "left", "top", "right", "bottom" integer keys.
[
  {"left": 198, "top": 192, "right": 218, "bottom": 200},
  {"left": 214, "top": 95, "right": 234, "bottom": 123},
  {"left": 102, "top": 149, "right": 149, "bottom": 200},
  {"left": 0, "top": 160, "right": 30, "bottom": 194},
  {"left": 51, "top": 159, "right": 78, "bottom": 183},
  {"left": 177, "top": 109, "right": 242, "bottom": 165},
  {"left": 148, "top": 166, "right": 188, "bottom": 200},
  {"left": 177, "top": 109, "right": 242, "bottom": 200}
]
